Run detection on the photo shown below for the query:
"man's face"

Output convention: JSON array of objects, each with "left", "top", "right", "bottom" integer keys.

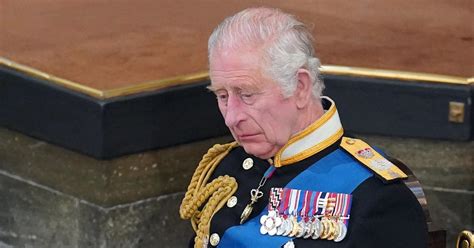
[{"left": 209, "top": 50, "right": 299, "bottom": 159}]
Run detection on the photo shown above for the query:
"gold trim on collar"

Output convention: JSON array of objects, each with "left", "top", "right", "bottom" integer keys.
[
  {"left": 273, "top": 100, "right": 343, "bottom": 167},
  {"left": 278, "top": 128, "right": 343, "bottom": 167}
]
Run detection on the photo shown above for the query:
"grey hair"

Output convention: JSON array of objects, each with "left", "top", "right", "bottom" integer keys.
[{"left": 208, "top": 7, "right": 324, "bottom": 98}]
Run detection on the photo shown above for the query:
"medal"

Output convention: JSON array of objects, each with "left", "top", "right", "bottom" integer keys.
[
  {"left": 240, "top": 164, "right": 276, "bottom": 224},
  {"left": 280, "top": 189, "right": 293, "bottom": 236},
  {"left": 287, "top": 189, "right": 301, "bottom": 237},
  {"left": 311, "top": 218, "right": 322, "bottom": 239},
  {"left": 295, "top": 220, "right": 306, "bottom": 238},
  {"left": 240, "top": 188, "right": 262, "bottom": 224},
  {"left": 303, "top": 191, "right": 316, "bottom": 239},
  {"left": 259, "top": 187, "right": 352, "bottom": 242},
  {"left": 303, "top": 219, "right": 313, "bottom": 239},
  {"left": 320, "top": 217, "right": 331, "bottom": 239},
  {"left": 328, "top": 219, "right": 339, "bottom": 240},
  {"left": 261, "top": 188, "right": 283, "bottom": 234},
  {"left": 334, "top": 221, "right": 348, "bottom": 242},
  {"left": 332, "top": 194, "right": 351, "bottom": 242},
  {"left": 260, "top": 210, "right": 282, "bottom": 235},
  {"left": 289, "top": 215, "right": 299, "bottom": 237},
  {"left": 283, "top": 217, "right": 293, "bottom": 236},
  {"left": 240, "top": 204, "right": 253, "bottom": 224},
  {"left": 276, "top": 189, "right": 289, "bottom": 236},
  {"left": 297, "top": 190, "right": 311, "bottom": 238},
  {"left": 276, "top": 216, "right": 288, "bottom": 236},
  {"left": 321, "top": 193, "right": 336, "bottom": 240}
]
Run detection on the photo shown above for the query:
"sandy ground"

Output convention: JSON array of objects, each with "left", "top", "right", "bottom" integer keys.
[{"left": 0, "top": 0, "right": 472, "bottom": 90}]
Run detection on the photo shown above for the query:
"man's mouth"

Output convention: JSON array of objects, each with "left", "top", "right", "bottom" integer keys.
[{"left": 237, "top": 133, "right": 260, "bottom": 141}]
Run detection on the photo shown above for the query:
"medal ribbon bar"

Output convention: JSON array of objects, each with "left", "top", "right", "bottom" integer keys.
[{"left": 260, "top": 188, "right": 352, "bottom": 242}]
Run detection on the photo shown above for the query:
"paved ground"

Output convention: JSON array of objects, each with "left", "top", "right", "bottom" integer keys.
[{"left": 1, "top": 0, "right": 472, "bottom": 90}]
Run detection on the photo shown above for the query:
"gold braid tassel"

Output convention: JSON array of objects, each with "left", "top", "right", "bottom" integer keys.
[{"left": 180, "top": 142, "right": 239, "bottom": 248}]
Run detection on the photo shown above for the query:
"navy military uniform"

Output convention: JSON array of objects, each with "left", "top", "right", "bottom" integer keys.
[{"left": 182, "top": 97, "right": 428, "bottom": 247}]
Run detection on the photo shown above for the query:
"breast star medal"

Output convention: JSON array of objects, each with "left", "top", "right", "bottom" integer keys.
[{"left": 260, "top": 210, "right": 282, "bottom": 235}]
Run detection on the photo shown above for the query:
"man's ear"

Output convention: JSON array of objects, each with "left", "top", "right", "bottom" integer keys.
[{"left": 294, "top": 69, "right": 313, "bottom": 109}]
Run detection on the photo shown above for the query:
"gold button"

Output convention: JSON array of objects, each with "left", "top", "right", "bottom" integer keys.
[
  {"left": 345, "top": 138, "right": 355, "bottom": 145},
  {"left": 242, "top": 158, "right": 253, "bottom": 170},
  {"left": 227, "top": 196, "right": 238, "bottom": 208},
  {"left": 209, "top": 233, "right": 220, "bottom": 246}
]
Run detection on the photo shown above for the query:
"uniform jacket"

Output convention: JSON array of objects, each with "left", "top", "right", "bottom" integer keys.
[{"left": 183, "top": 97, "right": 428, "bottom": 248}]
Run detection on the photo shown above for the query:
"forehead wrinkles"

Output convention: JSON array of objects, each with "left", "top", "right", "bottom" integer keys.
[
  {"left": 210, "top": 68, "right": 263, "bottom": 91},
  {"left": 209, "top": 48, "right": 272, "bottom": 91}
]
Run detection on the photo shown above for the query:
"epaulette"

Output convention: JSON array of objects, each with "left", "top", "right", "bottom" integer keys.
[{"left": 340, "top": 137, "right": 407, "bottom": 183}]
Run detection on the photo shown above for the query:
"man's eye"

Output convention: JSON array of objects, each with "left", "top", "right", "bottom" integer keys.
[
  {"left": 240, "top": 93, "right": 256, "bottom": 104},
  {"left": 217, "top": 93, "right": 228, "bottom": 102},
  {"left": 241, "top": 94, "right": 253, "bottom": 99}
]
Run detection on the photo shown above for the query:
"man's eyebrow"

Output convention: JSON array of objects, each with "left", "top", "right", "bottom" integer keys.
[
  {"left": 206, "top": 85, "right": 220, "bottom": 92},
  {"left": 207, "top": 83, "right": 261, "bottom": 93}
]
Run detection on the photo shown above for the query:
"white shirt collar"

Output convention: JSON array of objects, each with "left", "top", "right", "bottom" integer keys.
[{"left": 274, "top": 96, "right": 344, "bottom": 167}]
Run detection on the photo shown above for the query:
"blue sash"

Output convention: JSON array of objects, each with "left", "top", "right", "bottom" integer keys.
[{"left": 218, "top": 148, "right": 372, "bottom": 247}]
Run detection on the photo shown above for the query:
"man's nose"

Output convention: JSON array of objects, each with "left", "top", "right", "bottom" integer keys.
[{"left": 224, "top": 95, "right": 244, "bottom": 128}]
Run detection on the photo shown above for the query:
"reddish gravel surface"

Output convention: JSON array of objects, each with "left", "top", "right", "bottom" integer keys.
[{"left": 0, "top": 0, "right": 472, "bottom": 90}]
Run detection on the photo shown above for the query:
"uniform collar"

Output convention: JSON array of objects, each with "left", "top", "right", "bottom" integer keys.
[{"left": 273, "top": 96, "right": 344, "bottom": 167}]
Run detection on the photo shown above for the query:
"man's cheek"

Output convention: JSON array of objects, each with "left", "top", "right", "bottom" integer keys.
[{"left": 218, "top": 106, "right": 226, "bottom": 118}]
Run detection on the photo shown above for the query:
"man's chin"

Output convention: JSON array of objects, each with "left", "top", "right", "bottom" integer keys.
[{"left": 240, "top": 143, "right": 275, "bottom": 160}]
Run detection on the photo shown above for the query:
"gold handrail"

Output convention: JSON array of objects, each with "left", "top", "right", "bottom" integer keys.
[
  {"left": 102, "top": 72, "right": 209, "bottom": 99},
  {"left": 0, "top": 57, "right": 105, "bottom": 98},
  {"left": 1, "top": 57, "right": 472, "bottom": 100},
  {"left": 320, "top": 65, "right": 470, "bottom": 85}
]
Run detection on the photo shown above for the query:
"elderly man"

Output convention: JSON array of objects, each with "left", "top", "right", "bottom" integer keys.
[{"left": 180, "top": 7, "right": 427, "bottom": 248}]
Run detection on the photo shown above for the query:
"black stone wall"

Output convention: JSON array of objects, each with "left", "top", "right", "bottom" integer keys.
[{"left": 0, "top": 127, "right": 472, "bottom": 247}]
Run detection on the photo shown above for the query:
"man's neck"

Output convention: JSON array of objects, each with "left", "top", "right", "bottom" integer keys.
[{"left": 293, "top": 98, "right": 325, "bottom": 135}]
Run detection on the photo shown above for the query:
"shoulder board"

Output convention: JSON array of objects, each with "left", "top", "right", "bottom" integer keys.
[{"left": 340, "top": 137, "right": 407, "bottom": 183}]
